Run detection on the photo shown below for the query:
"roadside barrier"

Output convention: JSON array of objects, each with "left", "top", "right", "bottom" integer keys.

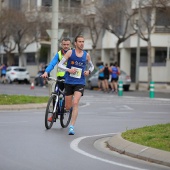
[
  {"left": 149, "top": 81, "right": 155, "bottom": 98},
  {"left": 118, "top": 80, "right": 123, "bottom": 96}
]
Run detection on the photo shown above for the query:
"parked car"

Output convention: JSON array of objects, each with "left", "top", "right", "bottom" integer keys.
[
  {"left": 87, "top": 70, "right": 131, "bottom": 91},
  {"left": 6, "top": 66, "right": 30, "bottom": 84}
]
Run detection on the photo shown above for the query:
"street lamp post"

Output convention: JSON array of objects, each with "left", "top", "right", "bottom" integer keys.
[
  {"left": 48, "top": 0, "right": 58, "bottom": 94},
  {"left": 51, "top": 0, "right": 58, "bottom": 67}
]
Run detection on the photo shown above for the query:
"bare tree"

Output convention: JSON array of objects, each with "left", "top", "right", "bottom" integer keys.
[
  {"left": 0, "top": 8, "right": 42, "bottom": 66},
  {"left": 85, "top": 14, "right": 102, "bottom": 66},
  {"left": 0, "top": 9, "right": 16, "bottom": 65},
  {"left": 97, "top": 0, "right": 137, "bottom": 62},
  {"left": 11, "top": 9, "right": 40, "bottom": 66},
  {"left": 136, "top": 0, "right": 170, "bottom": 89}
]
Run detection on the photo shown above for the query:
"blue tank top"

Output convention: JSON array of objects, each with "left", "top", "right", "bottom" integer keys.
[
  {"left": 111, "top": 66, "right": 118, "bottom": 78},
  {"left": 98, "top": 65, "right": 104, "bottom": 77},
  {"left": 65, "top": 49, "right": 87, "bottom": 85},
  {"left": 1, "top": 66, "right": 6, "bottom": 74}
]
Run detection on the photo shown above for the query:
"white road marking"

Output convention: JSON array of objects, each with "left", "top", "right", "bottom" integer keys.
[
  {"left": 80, "top": 102, "right": 90, "bottom": 108},
  {"left": 70, "top": 133, "right": 149, "bottom": 170}
]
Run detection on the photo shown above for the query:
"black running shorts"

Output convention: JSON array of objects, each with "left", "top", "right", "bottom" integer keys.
[{"left": 65, "top": 84, "right": 85, "bottom": 96}]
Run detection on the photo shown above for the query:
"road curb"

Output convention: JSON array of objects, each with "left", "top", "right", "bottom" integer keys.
[{"left": 106, "top": 133, "right": 170, "bottom": 167}]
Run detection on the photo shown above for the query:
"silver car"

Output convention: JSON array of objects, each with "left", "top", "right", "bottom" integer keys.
[{"left": 87, "top": 70, "right": 131, "bottom": 91}]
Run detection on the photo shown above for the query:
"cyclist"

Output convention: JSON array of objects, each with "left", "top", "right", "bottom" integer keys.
[
  {"left": 41, "top": 37, "right": 72, "bottom": 121},
  {"left": 58, "top": 35, "right": 94, "bottom": 135},
  {"left": 41, "top": 37, "right": 71, "bottom": 83}
]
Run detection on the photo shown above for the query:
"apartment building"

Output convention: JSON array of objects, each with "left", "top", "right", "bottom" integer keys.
[
  {"left": 83, "top": 0, "right": 170, "bottom": 84},
  {"left": 0, "top": 0, "right": 170, "bottom": 85},
  {"left": 0, "top": 0, "right": 83, "bottom": 76}
]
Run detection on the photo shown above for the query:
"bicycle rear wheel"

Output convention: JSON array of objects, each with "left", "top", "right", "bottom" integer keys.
[
  {"left": 45, "top": 95, "right": 56, "bottom": 129},
  {"left": 60, "top": 107, "right": 72, "bottom": 128}
]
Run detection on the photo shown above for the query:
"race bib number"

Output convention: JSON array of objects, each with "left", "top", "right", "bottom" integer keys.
[{"left": 70, "top": 67, "right": 82, "bottom": 79}]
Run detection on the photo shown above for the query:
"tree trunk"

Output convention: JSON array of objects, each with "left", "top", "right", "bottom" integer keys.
[
  {"left": 91, "top": 46, "right": 97, "bottom": 69},
  {"left": 147, "top": 39, "right": 152, "bottom": 90},
  {"left": 114, "top": 42, "right": 119, "bottom": 62},
  {"left": 7, "top": 53, "right": 15, "bottom": 66}
]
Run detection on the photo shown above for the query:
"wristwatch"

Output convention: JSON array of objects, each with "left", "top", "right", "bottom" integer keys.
[{"left": 89, "top": 70, "right": 91, "bottom": 74}]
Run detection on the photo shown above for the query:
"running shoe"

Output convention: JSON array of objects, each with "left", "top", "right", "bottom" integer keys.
[
  {"left": 48, "top": 116, "right": 53, "bottom": 122},
  {"left": 68, "top": 125, "right": 75, "bottom": 135}
]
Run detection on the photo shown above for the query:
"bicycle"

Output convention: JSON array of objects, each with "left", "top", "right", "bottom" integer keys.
[{"left": 45, "top": 77, "right": 72, "bottom": 129}]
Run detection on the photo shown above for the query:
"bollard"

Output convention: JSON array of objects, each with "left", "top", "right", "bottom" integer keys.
[
  {"left": 149, "top": 81, "right": 155, "bottom": 98},
  {"left": 118, "top": 80, "right": 123, "bottom": 96}
]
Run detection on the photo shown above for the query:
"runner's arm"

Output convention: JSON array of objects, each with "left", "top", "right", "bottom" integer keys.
[
  {"left": 86, "top": 53, "right": 94, "bottom": 75},
  {"left": 58, "top": 50, "right": 76, "bottom": 74},
  {"left": 57, "top": 57, "right": 69, "bottom": 72}
]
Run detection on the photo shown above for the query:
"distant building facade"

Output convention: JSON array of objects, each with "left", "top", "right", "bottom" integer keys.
[{"left": 0, "top": 0, "right": 170, "bottom": 85}]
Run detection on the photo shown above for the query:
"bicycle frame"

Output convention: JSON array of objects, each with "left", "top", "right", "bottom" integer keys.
[
  {"left": 45, "top": 77, "right": 72, "bottom": 129},
  {"left": 48, "top": 77, "right": 65, "bottom": 115}
]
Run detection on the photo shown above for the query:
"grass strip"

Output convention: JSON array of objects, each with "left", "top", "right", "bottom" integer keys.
[
  {"left": 0, "top": 94, "right": 49, "bottom": 105},
  {"left": 122, "top": 123, "right": 170, "bottom": 152}
]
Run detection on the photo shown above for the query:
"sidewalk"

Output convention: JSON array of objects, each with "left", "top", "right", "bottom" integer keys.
[
  {"left": 130, "top": 83, "right": 170, "bottom": 93},
  {"left": 106, "top": 133, "right": 170, "bottom": 167}
]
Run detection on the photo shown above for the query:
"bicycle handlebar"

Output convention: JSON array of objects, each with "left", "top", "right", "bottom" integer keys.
[{"left": 47, "top": 77, "right": 65, "bottom": 82}]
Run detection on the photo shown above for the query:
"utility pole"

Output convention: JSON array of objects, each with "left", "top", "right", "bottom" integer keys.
[
  {"left": 50, "top": 0, "right": 58, "bottom": 78},
  {"left": 49, "top": 0, "right": 58, "bottom": 94}
]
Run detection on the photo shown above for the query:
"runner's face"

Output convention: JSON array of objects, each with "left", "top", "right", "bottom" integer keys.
[
  {"left": 62, "top": 40, "right": 71, "bottom": 51},
  {"left": 75, "top": 37, "right": 84, "bottom": 50}
]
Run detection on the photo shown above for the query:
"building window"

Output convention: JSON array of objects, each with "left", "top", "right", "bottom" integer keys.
[
  {"left": 9, "top": 0, "right": 21, "bottom": 10},
  {"left": 156, "top": 8, "right": 170, "bottom": 27},
  {"left": 26, "top": 53, "right": 36, "bottom": 65},
  {"left": 42, "top": 0, "right": 52, "bottom": 6},
  {"left": 140, "top": 48, "right": 147, "bottom": 63},
  {"left": 155, "top": 48, "right": 167, "bottom": 63}
]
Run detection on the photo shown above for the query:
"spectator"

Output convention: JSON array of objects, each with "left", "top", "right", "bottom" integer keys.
[
  {"left": 109, "top": 62, "right": 120, "bottom": 93},
  {"left": 98, "top": 62, "right": 105, "bottom": 91},
  {"left": 103, "top": 63, "right": 110, "bottom": 92},
  {"left": 0, "top": 63, "right": 7, "bottom": 84}
]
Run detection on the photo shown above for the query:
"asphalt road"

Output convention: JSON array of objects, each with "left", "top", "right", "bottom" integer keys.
[
  {"left": 1, "top": 83, "right": 170, "bottom": 98},
  {"left": 0, "top": 84, "right": 170, "bottom": 170}
]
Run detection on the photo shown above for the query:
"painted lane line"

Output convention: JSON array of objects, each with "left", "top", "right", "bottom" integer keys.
[{"left": 70, "top": 133, "right": 149, "bottom": 170}]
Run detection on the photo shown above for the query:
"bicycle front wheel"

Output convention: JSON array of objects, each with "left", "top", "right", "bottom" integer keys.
[
  {"left": 45, "top": 95, "right": 56, "bottom": 129},
  {"left": 60, "top": 107, "right": 72, "bottom": 128}
]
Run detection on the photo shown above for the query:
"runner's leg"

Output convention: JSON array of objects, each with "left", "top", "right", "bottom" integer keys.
[{"left": 70, "top": 91, "right": 82, "bottom": 126}]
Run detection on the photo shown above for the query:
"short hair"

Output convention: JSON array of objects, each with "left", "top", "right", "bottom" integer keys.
[
  {"left": 114, "top": 61, "right": 118, "bottom": 66},
  {"left": 62, "top": 37, "right": 71, "bottom": 42},
  {"left": 75, "top": 35, "right": 84, "bottom": 42}
]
